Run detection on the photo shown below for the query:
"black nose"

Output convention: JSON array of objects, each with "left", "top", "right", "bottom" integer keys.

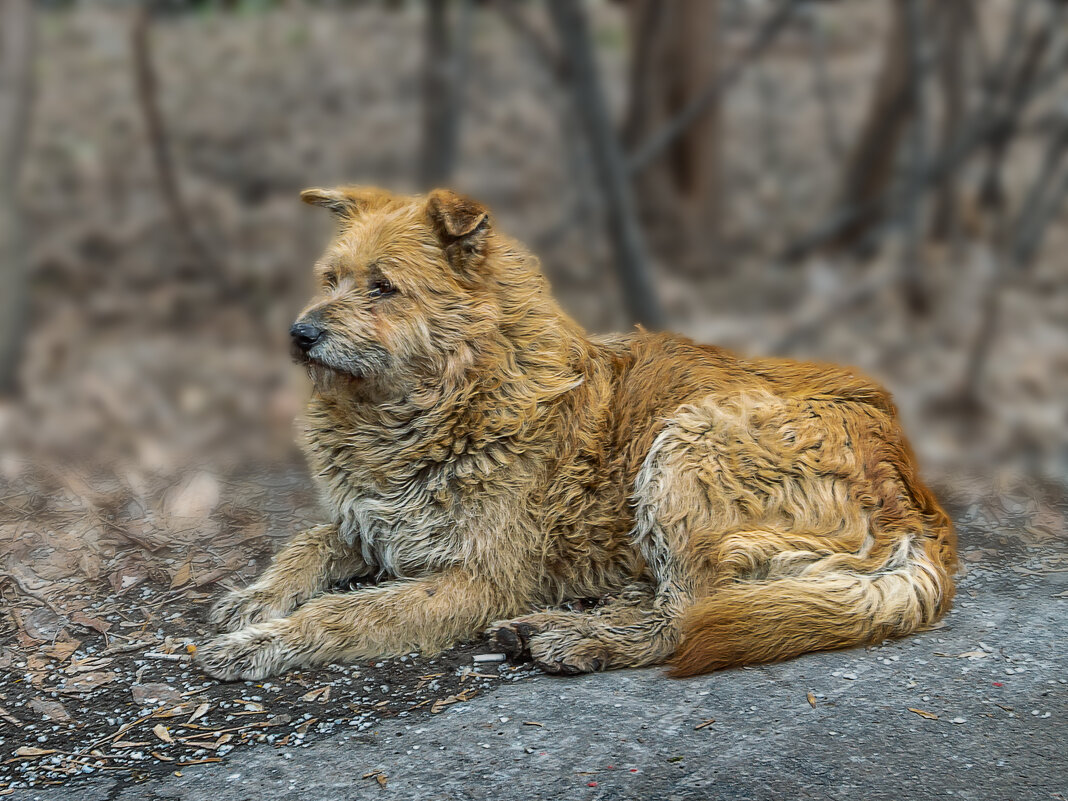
[{"left": 290, "top": 322, "right": 325, "bottom": 352}]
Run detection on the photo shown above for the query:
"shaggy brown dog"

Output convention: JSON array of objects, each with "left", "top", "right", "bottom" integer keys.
[{"left": 196, "top": 187, "right": 956, "bottom": 681}]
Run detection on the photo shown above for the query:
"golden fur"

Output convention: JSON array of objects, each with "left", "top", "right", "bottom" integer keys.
[{"left": 196, "top": 187, "right": 956, "bottom": 681}]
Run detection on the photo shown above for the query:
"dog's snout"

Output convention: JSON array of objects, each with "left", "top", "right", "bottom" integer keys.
[{"left": 290, "top": 322, "right": 325, "bottom": 352}]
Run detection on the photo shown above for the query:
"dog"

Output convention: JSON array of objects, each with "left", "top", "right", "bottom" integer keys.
[{"left": 195, "top": 187, "right": 956, "bottom": 681}]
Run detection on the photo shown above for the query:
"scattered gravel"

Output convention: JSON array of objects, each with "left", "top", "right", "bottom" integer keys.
[{"left": 0, "top": 585, "right": 538, "bottom": 792}]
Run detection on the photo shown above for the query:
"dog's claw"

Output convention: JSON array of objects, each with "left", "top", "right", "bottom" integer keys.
[
  {"left": 492, "top": 626, "right": 522, "bottom": 657},
  {"left": 489, "top": 622, "right": 537, "bottom": 660}
]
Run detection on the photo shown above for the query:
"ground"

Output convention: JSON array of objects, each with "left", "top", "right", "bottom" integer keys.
[{"left": 4, "top": 506, "right": 1065, "bottom": 801}]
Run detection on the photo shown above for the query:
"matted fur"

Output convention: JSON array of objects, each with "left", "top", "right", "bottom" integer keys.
[{"left": 196, "top": 187, "right": 956, "bottom": 681}]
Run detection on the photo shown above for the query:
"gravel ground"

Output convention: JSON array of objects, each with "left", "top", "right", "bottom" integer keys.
[
  {"left": 0, "top": 585, "right": 539, "bottom": 791},
  {"left": 4, "top": 507, "right": 1065, "bottom": 801}
]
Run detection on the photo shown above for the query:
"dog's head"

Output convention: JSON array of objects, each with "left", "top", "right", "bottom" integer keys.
[{"left": 293, "top": 186, "right": 504, "bottom": 400}]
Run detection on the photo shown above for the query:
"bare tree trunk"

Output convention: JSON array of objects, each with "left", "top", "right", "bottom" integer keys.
[
  {"left": 976, "top": 23, "right": 1056, "bottom": 225},
  {"left": 623, "top": 0, "right": 723, "bottom": 271},
  {"left": 0, "top": 0, "right": 36, "bottom": 396},
  {"left": 899, "top": 0, "right": 930, "bottom": 315},
  {"left": 420, "top": 0, "right": 473, "bottom": 188},
  {"left": 546, "top": 0, "right": 665, "bottom": 328},
  {"left": 130, "top": 5, "right": 214, "bottom": 270},
  {"left": 960, "top": 113, "right": 1068, "bottom": 404},
  {"left": 928, "top": 0, "right": 970, "bottom": 242},
  {"left": 832, "top": 0, "right": 911, "bottom": 249}
]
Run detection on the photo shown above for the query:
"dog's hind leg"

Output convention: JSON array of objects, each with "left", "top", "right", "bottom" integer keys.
[
  {"left": 488, "top": 398, "right": 756, "bottom": 675},
  {"left": 489, "top": 575, "right": 690, "bottom": 673},
  {"left": 491, "top": 429, "right": 709, "bottom": 675},
  {"left": 209, "top": 523, "right": 368, "bottom": 632}
]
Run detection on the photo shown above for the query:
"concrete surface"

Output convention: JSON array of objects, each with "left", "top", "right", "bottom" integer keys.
[{"left": 18, "top": 514, "right": 1067, "bottom": 801}]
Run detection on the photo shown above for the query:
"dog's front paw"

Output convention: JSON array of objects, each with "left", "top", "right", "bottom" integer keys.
[
  {"left": 195, "top": 624, "right": 293, "bottom": 681},
  {"left": 209, "top": 587, "right": 297, "bottom": 632},
  {"left": 528, "top": 630, "right": 608, "bottom": 676}
]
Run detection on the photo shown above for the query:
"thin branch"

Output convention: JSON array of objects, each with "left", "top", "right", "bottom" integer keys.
[
  {"left": 130, "top": 5, "right": 215, "bottom": 269},
  {"left": 545, "top": 0, "right": 665, "bottom": 328},
  {"left": 781, "top": 32, "right": 1068, "bottom": 261},
  {"left": 1009, "top": 111, "right": 1068, "bottom": 270},
  {"left": 899, "top": 0, "right": 931, "bottom": 315},
  {"left": 959, "top": 104, "right": 1068, "bottom": 403},
  {"left": 805, "top": 5, "right": 844, "bottom": 163},
  {"left": 929, "top": 0, "right": 972, "bottom": 243},
  {"left": 491, "top": 0, "right": 564, "bottom": 78},
  {"left": 626, "top": 0, "right": 799, "bottom": 177},
  {"left": 830, "top": 0, "right": 912, "bottom": 250},
  {"left": 976, "top": 17, "right": 1059, "bottom": 218},
  {"left": 420, "top": 0, "right": 474, "bottom": 188},
  {"left": 957, "top": 158, "right": 1068, "bottom": 402},
  {"left": 621, "top": 0, "right": 668, "bottom": 150},
  {"left": 0, "top": 0, "right": 36, "bottom": 396}
]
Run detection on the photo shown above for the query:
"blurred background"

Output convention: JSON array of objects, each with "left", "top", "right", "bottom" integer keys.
[{"left": 0, "top": 0, "right": 1065, "bottom": 611}]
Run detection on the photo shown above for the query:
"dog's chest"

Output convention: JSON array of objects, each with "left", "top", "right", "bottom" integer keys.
[
  {"left": 313, "top": 436, "right": 505, "bottom": 578},
  {"left": 331, "top": 471, "right": 459, "bottom": 577}
]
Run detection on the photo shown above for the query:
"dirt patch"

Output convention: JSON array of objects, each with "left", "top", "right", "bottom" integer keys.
[{"left": 0, "top": 581, "right": 538, "bottom": 792}]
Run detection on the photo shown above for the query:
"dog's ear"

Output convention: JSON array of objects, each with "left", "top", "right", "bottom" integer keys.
[
  {"left": 426, "top": 189, "right": 491, "bottom": 278},
  {"left": 300, "top": 186, "right": 387, "bottom": 219}
]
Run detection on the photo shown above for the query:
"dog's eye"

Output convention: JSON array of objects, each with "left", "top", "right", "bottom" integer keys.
[
  {"left": 369, "top": 278, "right": 396, "bottom": 299},
  {"left": 323, "top": 271, "right": 339, "bottom": 288}
]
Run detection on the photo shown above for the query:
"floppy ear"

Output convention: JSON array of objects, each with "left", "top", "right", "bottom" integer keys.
[
  {"left": 426, "top": 189, "right": 491, "bottom": 277},
  {"left": 300, "top": 186, "right": 387, "bottom": 219}
]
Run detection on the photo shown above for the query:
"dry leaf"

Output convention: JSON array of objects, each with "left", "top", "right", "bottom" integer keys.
[
  {"left": 19, "top": 608, "right": 67, "bottom": 642},
  {"left": 300, "top": 687, "right": 331, "bottom": 703},
  {"left": 42, "top": 639, "right": 81, "bottom": 662},
  {"left": 908, "top": 708, "right": 939, "bottom": 720},
  {"left": 61, "top": 670, "right": 118, "bottom": 694},
  {"left": 15, "top": 746, "right": 56, "bottom": 757},
  {"left": 70, "top": 611, "right": 112, "bottom": 634},
  {"left": 131, "top": 683, "right": 183, "bottom": 706},
  {"left": 0, "top": 705, "right": 22, "bottom": 727},
  {"left": 188, "top": 702, "right": 211, "bottom": 723},
  {"left": 154, "top": 703, "right": 195, "bottom": 719},
  {"left": 29, "top": 699, "right": 72, "bottom": 723},
  {"left": 65, "top": 656, "right": 114, "bottom": 675},
  {"left": 429, "top": 690, "right": 477, "bottom": 713},
  {"left": 107, "top": 554, "right": 149, "bottom": 595},
  {"left": 169, "top": 562, "right": 192, "bottom": 589},
  {"left": 807, "top": 692, "right": 817, "bottom": 708},
  {"left": 152, "top": 723, "right": 174, "bottom": 744}
]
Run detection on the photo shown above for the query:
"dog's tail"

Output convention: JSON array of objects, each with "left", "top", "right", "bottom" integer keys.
[{"left": 668, "top": 518, "right": 955, "bottom": 678}]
